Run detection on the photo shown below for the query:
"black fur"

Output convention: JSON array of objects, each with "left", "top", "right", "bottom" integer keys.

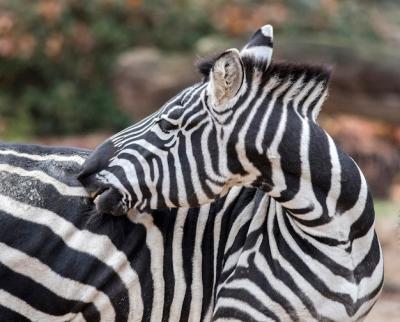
[
  {"left": 246, "top": 30, "right": 273, "bottom": 48},
  {"left": 266, "top": 60, "right": 332, "bottom": 84}
]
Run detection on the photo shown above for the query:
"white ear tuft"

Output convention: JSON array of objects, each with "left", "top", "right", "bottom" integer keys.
[
  {"left": 209, "top": 48, "right": 244, "bottom": 108},
  {"left": 240, "top": 24, "right": 273, "bottom": 67}
]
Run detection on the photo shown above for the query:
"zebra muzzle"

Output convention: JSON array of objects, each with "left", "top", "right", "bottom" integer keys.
[
  {"left": 93, "top": 186, "right": 127, "bottom": 217},
  {"left": 78, "top": 168, "right": 128, "bottom": 216}
]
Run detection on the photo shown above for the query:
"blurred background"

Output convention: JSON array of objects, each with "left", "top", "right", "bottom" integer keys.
[{"left": 0, "top": 0, "right": 399, "bottom": 319}]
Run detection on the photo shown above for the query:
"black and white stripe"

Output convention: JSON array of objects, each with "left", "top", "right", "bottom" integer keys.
[
  {"left": 0, "top": 143, "right": 382, "bottom": 321},
  {"left": 0, "top": 24, "right": 383, "bottom": 321},
  {"left": 79, "top": 26, "right": 382, "bottom": 320}
]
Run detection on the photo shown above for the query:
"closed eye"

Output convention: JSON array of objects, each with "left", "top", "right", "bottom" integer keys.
[{"left": 157, "top": 118, "right": 179, "bottom": 134}]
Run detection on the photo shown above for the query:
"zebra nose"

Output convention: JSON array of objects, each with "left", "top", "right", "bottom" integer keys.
[
  {"left": 77, "top": 171, "right": 106, "bottom": 199},
  {"left": 78, "top": 173, "right": 127, "bottom": 216},
  {"left": 94, "top": 187, "right": 127, "bottom": 217}
]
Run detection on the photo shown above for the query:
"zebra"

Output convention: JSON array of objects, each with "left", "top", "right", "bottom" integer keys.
[
  {"left": 0, "top": 143, "right": 284, "bottom": 321},
  {"left": 0, "top": 25, "right": 383, "bottom": 321},
  {"left": 76, "top": 24, "right": 384, "bottom": 321},
  {"left": 0, "top": 144, "right": 382, "bottom": 322}
]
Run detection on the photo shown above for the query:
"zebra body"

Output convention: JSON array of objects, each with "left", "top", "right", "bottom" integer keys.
[
  {"left": 0, "top": 143, "right": 382, "bottom": 321},
  {"left": 0, "top": 25, "right": 383, "bottom": 321}
]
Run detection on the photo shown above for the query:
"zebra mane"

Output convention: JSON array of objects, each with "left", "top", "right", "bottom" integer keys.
[
  {"left": 196, "top": 53, "right": 332, "bottom": 85},
  {"left": 195, "top": 52, "right": 222, "bottom": 80},
  {"left": 265, "top": 60, "right": 332, "bottom": 84}
]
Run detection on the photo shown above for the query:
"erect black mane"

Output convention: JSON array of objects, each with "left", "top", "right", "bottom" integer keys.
[
  {"left": 195, "top": 53, "right": 332, "bottom": 84},
  {"left": 265, "top": 60, "right": 332, "bottom": 83}
]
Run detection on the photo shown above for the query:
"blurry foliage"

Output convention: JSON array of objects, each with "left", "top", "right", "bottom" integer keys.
[
  {"left": 214, "top": 0, "right": 400, "bottom": 47},
  {"left": 0, "top": 0, "right": 399, "bottom": 138},
  {"left": 0, "top": 0, "right": 213, "bottom": 137}
]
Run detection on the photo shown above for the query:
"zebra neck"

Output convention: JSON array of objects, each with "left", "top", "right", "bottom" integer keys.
[{"left": 254, "top": 130, "right": 374, "bottom": 243}]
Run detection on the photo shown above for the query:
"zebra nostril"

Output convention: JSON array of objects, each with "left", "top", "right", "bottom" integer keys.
[
  {"left": 91, "top": 186, "right": 108, "bottom": 200},
  {"left": 93, "top": 187, "right": 126, "bottom": 217}
]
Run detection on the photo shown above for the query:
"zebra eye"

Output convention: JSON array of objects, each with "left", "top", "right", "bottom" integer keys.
[{"left": 157, "top": 118, "right": 179, "bottom": 134}]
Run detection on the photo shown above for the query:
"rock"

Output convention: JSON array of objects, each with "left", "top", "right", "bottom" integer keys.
[
  {"left": 321, "top": 115, "right": 400, "bottom": 198},
  {"left": 277, "top": 40, "right": 400, "bottom": 126},
  {"left": 112, "top": 47, "right": 200, "bottom": 121},
  {"left": 326, "top": 64, "right": 400, "bottom": 126},
  {"left": 114, "top": 41, "right": 400, "bottom": 125}
]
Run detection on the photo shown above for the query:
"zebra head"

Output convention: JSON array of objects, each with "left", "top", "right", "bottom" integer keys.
[{"left": 79, "top": 24, "right": 330, "bottom": 216}]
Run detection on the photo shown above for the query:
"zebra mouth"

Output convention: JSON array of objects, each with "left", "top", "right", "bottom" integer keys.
[
  {"left": 91, "top": 186, "right": 108, "bottom": 201},
  {"left": 92, "top": 186, "right": 127, "bottom": 217}
]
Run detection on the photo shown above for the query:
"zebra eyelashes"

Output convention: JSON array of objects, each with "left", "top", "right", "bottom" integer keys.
[
  {"left": 157, "top": 118, "right": 179, "bottom": 134},
  {"left": 156, "top": 104, "right": 186, "bottom": 134}
]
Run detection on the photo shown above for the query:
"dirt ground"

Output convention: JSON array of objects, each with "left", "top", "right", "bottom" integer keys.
[{"left": 365, "top": 216, "right": 400, "bottom": 321}]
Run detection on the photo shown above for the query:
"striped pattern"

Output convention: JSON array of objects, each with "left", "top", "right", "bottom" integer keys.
[
  {"left": 1, "top": 25, "right": 383, "bottom": 321},
  {"left": 77, "top": 24, "right": 276, "bottom": 215},
  {"left": 0, "top": 143, "right": 382, "bottom": 321}
]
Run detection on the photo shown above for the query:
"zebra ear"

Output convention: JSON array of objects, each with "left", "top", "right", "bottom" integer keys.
[
  {"left": 240, "top": 24, "right": 273, "bottom": 68},
  {"left": 208, "top": 48, "right": 244, "bottom": 108}
]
